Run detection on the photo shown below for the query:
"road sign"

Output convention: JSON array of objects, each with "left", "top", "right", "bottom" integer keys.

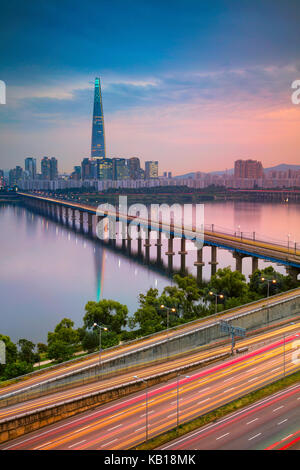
[{"left": 219, "top": 321, "right": 246, "bottom": 354}]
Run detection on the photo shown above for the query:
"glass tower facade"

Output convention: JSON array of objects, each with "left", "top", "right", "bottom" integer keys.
[{"left": 91, "top": 77, "right": 106, "bottom": 159}]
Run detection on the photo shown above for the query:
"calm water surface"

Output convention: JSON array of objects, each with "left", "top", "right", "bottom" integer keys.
[{"left": 0, "top": 200, "right": 299, "bottom": 343}]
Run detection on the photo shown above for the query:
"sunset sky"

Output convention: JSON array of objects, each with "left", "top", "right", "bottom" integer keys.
[{"left": 0, "top": 0, "right": 300, "bottom": 175}]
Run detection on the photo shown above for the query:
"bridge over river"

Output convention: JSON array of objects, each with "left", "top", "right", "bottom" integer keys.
[{"left": 18, "top": 191, "right": 300, "bottom": 283}]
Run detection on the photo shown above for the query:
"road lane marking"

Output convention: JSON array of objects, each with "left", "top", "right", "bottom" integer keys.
[
  {"left": 109, "top": 424, "right": 121, "bottom": 431},
  {"left": 68, "top": 439, "right": 86, "bottom": 448},
  {"left": 246, "top": 418, "right": 258, "bottom": 425},
  {"left": 273, "top": 406, "right": 284, "bottom": 412},
  {"left": 277, "top": 419, "right": 288, "bottom": 425},
  {"left": 248, "top": 433, "right": 261, "bottom": 441},
  {"left": 101, "top": 439, "right": 117, "bottom": 447},
  {"left": 216, "top": 433, "right": 229, "bottom": 440},
  {"left": 33, "top": 441, "right": 52, "bottom": 450}
]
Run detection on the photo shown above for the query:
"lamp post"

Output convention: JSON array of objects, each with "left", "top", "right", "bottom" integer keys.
[
  {"left": 287, "top": 234, "right": 290, "bottom": 252},
  {"left": 160, "top": 305, "right": 176, "bottom": 340},
  {"left": 261, "top": 277, "right": 277, "bottom": 298},
  {"left": 176, "top": 374, "right": 190, "bottom": 431},
  {"left": 133, "top": 375, "right": 148, "bottom": 441},
  {"left": 93, "top": 322, "right": 108, "bottom": 367},
  {"left": 261, "top": 278, "right": 276, "bottom": 324},
  {"left": 209, "top": 291, "right": 224, "bottom": 314}
]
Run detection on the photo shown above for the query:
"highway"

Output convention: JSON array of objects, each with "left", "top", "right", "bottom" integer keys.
[
  {"left": 1, "top": 287, "right": 299, "bottom": 400},
  {"left": 160, "top": 384, "right": 300, "bottom": 450},
  {"left": 0, "top": 321, "right": 299, "bottom": 421},
  {"left": 1, "top": 331, "right": 299, "bottom": 450}
]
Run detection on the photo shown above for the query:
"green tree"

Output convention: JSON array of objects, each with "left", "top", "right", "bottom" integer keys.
[
  {"left": 1, "top": 361, "right": 33, "bottom": 380},
  {"left": 18, "top": 339, "right": 37, "bottom": 364},
  {"left": 48, "top": 318, "right": 80, "bottom": 346},
  {"left": 47, "top": 340, "right": 75, "bottom": 363},
  {"left": 47, "top": 318, "right": 80, "bottom": 362},
  {"left": 249, "top": 266, "right": 295, "bottom": 296},
  {"left": 207, "top": 267, "right": 249, "bottom": 300},
  {"left": 83, "top": 300, "right": 128, "bottom": 334}
]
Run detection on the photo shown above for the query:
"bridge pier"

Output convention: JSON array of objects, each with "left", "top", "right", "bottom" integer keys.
[
  {"left": 155, "top": 221, "right": 163, "bottom": 265},
  {"left": 178, "top": 237, "right": 187, "bottom": 274},
  {"left": 79, "top": 211, "right": 84, "bottom": 231},
  {"left": 233, "top": 251, "right": 247, "bottom": 273},
  {"left": 252, "top": 256, "right": 259, "bottom": 274},
  {"left": 87, "top": 213, "right": 93, "bottom": 235},
  {"left": 71, "top": 209, "right": 76, "bottom": 228},
  {"left": 166, "top": 235, "right": 175, "bottom": 272},
  {"left": 65, "top": 207, "right": 69, "bottom": 225},
  {"left": 194, "top": 247, "right": 205, "bottom": 285},
  {"left": 144, "top": 235, "right": 151, "bottom": 264},
  {"left": 209, "top": 245, "right": 218, "bottom": 276}
]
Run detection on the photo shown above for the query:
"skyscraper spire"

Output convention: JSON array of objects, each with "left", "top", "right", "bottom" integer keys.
[{"left": 91, "top": 77, "right": 106, "bottom": 159}]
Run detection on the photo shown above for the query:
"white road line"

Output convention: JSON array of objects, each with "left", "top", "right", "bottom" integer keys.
[
  {"left": 33, "top": 441, "right": 52, "bottom": 450},
  {"left": 109, "top": 424, "right": 121, "bottom": 431},
  {"left": 273, "top": 406, "right": 284, "bottom": 412},
  {"left": 248, "top": 433, "right": 261, "bottom": 441},
  {"left": 135, "top": 427, "right": 145, "bottom": 433},
  {"left": 224, "top": 387, "right": 235, "bottom": 393},
  {"left": 198, "top": 398, "right": 209, "bottom": 404},
  {"left": 199, "top": 387, "right": 211, "bottom": 393},
  {"left": 247, "top": 377, "right": 257, "bottom": 383},
  {"left": 277, "top": 419, "right": 288, "bottom": 425},
  {"left": 223, "top": 378, "right": 232, "bottom": 383},
  {"left": 216, "top": 433, "right": 229, "bottom": 440},
  {"left": 101, "top": 438, "right": 117, "bottom": 447},
  {"left": 167, "top": 413, "right": 176, "bottom": 418},
  {"left": 141, "top": 411, "right": 154, "bottom": 417},
  {"left": 246, "top": 418, "right": 258, "bottom": 425},
  {"left": 68, "top": 439, "right": 86, "bottom": 449}
]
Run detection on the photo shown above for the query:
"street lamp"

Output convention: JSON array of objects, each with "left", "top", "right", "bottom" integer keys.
[
  {"left": 133, "top": 375, "right": 148, "bottom": 441},
  {"left": 93, "top": 323, "right": 108, "bottom": 367},
  {"left": 209, "top": 291, "right": 224, "bottom": 314},
  {"left": 261, "top": 277, "right": 277, "bottom": 298},
  {"left": 176, "top": 374, "right": 190, "bottom": 431},
  {"left": 160, "top": 305, "right": 176, "bottom": 339},
  {"left": 287, "top": 234, "right": 291, "bottom": 252}
]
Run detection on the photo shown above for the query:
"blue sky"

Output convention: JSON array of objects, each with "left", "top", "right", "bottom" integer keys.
[{"left": 0, "top": 0, "right": 299, "bottom": 174}]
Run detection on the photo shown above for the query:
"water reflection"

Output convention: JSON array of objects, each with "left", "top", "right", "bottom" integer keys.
[{"left": 0, "top": 200, "right": 299, "bottom": 343}]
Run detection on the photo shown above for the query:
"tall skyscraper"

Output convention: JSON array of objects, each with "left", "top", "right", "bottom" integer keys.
[
  {"left": 91, "top": 77, "right": 106, "bottom": 159},
  {"left": 25, "top": 157, "right": 37, "bottom": 179}
]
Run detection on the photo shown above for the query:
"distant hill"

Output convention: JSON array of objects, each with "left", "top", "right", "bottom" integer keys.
[{"left": 175, "top": 163, "right": 300, "bottom": 179}]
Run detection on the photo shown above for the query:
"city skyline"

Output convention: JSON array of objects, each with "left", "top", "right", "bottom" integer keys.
[{"left": 0, "top": 1, "right": 300, "bottom": 174}]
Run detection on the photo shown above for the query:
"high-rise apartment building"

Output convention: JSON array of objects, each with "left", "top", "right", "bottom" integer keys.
[
  {"left": 25, "top": 157, "right": 37, "bottom": 179},
  {"left": 98, "top": 158, "right": 113, "bottom": 180},
  {"left": 91, "top": 77, "right": 106, "bottom": 159},
  {"left": 145, "top": 161, "right": 158, "bottom": 179},
  {"left": 128, "top": 157, "right": 141, "bottom": 180},
  {"left": 112, "top": 158, "right": 130, "bottom": 180},
  {"left": 41, "top": 157, "right": 58, "bottom": 180},
  {"left": 234, "top": 159, "right": 263, "bottom": 179}
]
